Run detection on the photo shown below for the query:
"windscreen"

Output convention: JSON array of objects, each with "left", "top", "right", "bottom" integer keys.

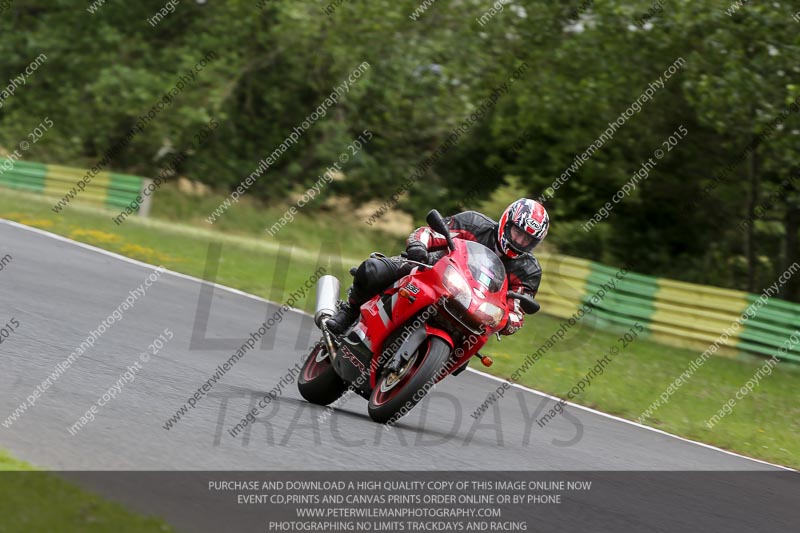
[{"left": 464, "top": 241, "right": 506, "bottom": 293}]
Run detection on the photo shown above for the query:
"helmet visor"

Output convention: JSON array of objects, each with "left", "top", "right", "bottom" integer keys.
[{"left": 508, "top": 224, "right": 538, "bottom": 253}]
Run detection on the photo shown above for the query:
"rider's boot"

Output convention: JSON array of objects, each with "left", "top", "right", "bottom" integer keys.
[{"left": 325, "top": 289, "right": 361, "bottom": 336}]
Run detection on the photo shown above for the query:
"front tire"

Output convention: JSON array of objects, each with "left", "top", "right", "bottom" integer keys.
[
  {"left": 368, "top": 337, "right": 451, "bottom": 424},
  {"left": 298, "top": 342, "right": 348, "bottom": 406}
]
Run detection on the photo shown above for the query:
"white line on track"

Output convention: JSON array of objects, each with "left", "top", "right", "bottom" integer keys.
[{"left": 2, "top": 219, "right": 795, "bottom": 472}]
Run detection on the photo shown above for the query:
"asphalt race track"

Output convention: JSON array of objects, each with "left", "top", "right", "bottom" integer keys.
[{"left": 1, "top": 219, "right": 797, "bottom": 532}]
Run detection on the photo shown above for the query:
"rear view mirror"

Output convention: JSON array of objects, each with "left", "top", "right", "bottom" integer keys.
[
  {"left": 425, "top": 209, "right": 456, "bottom": 251},
  {"left": 509, "top": 292, "right": 540, "bottom": 315}
]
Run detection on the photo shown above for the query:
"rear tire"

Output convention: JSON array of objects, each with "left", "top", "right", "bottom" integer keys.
[
  {"left": 368, "top": 337, "right": 451, "bottom": 424},
  {"left": 298, "top": 342, "right": 348, "bottom": 406}
]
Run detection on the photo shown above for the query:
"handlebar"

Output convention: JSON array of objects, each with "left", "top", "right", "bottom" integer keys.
[{"left": 399, "top": 252, "right": 432, "bottom": 269}]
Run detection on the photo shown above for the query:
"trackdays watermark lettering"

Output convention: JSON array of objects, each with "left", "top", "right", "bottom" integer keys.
[{"left": 209, "top": 387, "right": 584, "bottom": 449}]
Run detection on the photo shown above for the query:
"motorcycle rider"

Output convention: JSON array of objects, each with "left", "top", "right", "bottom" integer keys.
[{"left": 325, "top": 198, "right": 549, "bottom": 336}]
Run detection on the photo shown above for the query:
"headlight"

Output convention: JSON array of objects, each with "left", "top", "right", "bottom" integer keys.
[
  {"left": 442, "top": 266, "right": 472, "bottom": 308},
  {"left": 477, "top": 302, "right": 504, "bottom": 327}
]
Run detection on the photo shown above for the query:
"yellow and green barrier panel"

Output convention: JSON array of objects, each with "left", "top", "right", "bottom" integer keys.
[
  {"left": 0, "top": 159, "right": 152, "bottom": 215},
  {"left": 536, "top": 253, "right": 799, "bottom": 363}
]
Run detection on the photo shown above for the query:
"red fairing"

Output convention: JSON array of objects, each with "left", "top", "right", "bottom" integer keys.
[{"left": 353, "top": 238, "right": 511, "bottom": 390}]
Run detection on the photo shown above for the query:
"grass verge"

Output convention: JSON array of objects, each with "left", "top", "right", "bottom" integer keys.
[
  {"left": 1, "top": 188, "right": 797, "bottom": 469},
  {"left": 0, "top": 451, "right": 174, "bottom": 532}
]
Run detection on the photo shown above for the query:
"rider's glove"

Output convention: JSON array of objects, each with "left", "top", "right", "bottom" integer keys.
[
  {"left": 501, "top": 298, "right": 524, "bottom": 336},
  {"left": 405, "top": 242, "right": 429, "bottom": 264}
]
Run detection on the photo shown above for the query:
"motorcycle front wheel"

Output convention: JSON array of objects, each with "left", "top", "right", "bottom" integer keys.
[{"left": 367, "top": 337, "right": 451, "bottom": 424}]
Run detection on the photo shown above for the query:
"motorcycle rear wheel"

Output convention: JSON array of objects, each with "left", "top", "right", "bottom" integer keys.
[
  {"left": 367, "top": 337, "right": 451, "bottom": 424},
  {"left": 298, "top": 341, "right": 348, "bottom": 406}
]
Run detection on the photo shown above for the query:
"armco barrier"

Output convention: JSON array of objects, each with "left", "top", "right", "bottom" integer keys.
[
  {"left": 536, "top": 252, "right": 800, "bottom": 363},
  {"left": 0, "top": 158, "right": 153, "bottom": 216}
]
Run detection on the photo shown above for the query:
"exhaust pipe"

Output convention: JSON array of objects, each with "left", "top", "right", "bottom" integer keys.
[{"left": 314, "top": 275, "right": 341, "bottom": 329}]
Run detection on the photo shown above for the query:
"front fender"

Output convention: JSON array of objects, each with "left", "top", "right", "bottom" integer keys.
[
  {"left": 388, "top": 323, "right": 453, "bottom": 367},
  {"left": 383, "top": 323, "right": 454, "bottom": 370},
  {"left": 423, "top": 324, "right": 454, "bottom": 349},
  {"left": 372, "top": 323, "right": 456, "bottom": 390}
]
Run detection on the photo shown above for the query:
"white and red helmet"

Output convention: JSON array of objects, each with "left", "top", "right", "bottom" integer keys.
[{"left": 497, "top": 198, "right": 549, "bottom": 258}]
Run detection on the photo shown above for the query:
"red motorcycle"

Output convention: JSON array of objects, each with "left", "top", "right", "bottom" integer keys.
[{"left": 298, "top": 210, "right": 539, "bottom": 424}]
